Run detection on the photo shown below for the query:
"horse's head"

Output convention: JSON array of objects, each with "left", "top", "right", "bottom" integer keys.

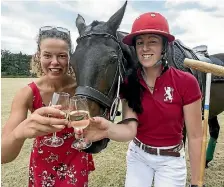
[{"left": 71, "top": 1, "right": 129, "bottom": 120}]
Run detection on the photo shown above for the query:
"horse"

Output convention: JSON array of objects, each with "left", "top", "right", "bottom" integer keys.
[{"left": 70, "top": 1, "right": 224, "bottom": 166}]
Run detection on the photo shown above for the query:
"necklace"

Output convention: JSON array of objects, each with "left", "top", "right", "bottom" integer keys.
[{"left": 141, "top": 71, "right": 154, "bottom": 91}]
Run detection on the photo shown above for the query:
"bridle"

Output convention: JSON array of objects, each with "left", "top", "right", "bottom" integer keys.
[{"left": 75, "top": 32, "right": 126, "bottom": 121}]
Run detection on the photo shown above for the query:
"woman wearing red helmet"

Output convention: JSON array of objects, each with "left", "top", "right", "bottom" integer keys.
[{"left": 76, "top": 12, "right": 203, "bottom": 187}]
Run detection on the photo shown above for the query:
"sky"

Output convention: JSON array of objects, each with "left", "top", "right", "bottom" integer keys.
[{"left": 1, "top": 0, "right": 224, "bottom": 55}]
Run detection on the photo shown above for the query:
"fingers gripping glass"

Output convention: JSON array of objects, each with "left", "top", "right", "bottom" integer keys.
[
  {"left": 68, "top": 96, "right": 92, "bottom": 150},
  {"left": 43, "top": 92, "right": 70, "bottom": 147},
  {"left": 39, "top": 26, "right": 70, "bottom": 35}
]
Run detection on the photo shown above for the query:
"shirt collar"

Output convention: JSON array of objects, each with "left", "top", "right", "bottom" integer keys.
[
  {"left": 137, "top": 65, "right": 170, "bottom": 89},
  {"left": 137, "top": 65, "right": 169, "bottom": 79}
]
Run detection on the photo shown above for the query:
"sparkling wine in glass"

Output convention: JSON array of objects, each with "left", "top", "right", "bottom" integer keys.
[
  {"left": 69, "top": 96, "right": 92, "bottom": 150},
  {"left": 43, "top": 92, "right": 70, "bottom": 147}
]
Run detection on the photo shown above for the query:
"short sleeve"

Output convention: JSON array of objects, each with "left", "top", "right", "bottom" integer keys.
[{"left": 181, "top": 72, "right": 202, "bottom": 106}]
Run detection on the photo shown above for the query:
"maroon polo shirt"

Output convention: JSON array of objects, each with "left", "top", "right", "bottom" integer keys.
[{"left": 136, "top": 67, "right": 201, "bottom": 147}]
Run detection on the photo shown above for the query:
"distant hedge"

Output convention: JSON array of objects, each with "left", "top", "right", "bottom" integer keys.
[{"left": 1, "top": 49, "right": 36, "bottom": 77}]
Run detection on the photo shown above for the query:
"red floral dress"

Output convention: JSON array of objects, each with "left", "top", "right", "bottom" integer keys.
[{"left": 28, "top": 82, "right": 95, "bottom": 187}]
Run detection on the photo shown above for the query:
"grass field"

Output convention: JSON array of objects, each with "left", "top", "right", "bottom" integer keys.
[{"left": 1, "top": 78, "right": 224, "bottom": 187}]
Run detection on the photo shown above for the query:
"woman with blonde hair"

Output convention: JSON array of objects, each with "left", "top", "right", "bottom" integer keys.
[{"left": 2, "top": 26, "right": 95, "bottom": 187}]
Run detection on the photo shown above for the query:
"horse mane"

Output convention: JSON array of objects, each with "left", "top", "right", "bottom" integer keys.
[
  {"left": 116, "top": 31, "right": 137, "bottom": 69},
  {"left": 118, "top": 30, "right": 129, "bottom": 35},
  {"left": 91, "top": 20, "right": 100, "bottom": 27}
]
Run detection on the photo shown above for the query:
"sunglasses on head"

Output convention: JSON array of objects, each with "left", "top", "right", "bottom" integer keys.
[{"left": 39, "top": 26, "right": 70, "bottom": 35}]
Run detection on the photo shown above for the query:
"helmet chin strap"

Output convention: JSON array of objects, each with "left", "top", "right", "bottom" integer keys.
[
  {"left": 152, "top": 39, "right": 168, "bottom": 67},
  {"left": 152, "top": 57, "right": 163, "bottom": 67},
  {"left": 152, "top": 52, "right": 167, "bottom": 67}
]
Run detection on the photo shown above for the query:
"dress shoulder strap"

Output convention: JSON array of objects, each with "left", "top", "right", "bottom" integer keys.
[{"left": 28, "top": 82, "right": 44, "bottom": 111}]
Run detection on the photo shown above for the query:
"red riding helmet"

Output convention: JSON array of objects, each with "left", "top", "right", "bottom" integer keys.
[{"left": 123, "top": 12, "right": 175, "bottom": 46}]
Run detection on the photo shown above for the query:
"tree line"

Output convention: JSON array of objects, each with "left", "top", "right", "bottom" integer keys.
[{"left": 1, "top": 49, "right": 35, "bottom": 77}]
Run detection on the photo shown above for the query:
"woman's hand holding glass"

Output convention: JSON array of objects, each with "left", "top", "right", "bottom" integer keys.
[
  {"left": 13, "top": 106, "right": 68, "bottom": 141},
  {"left": 74, "top": 117, "right": 110, "bottom": 142},
  {"left": 43, "top": 92, "right": 70, "bottom": 147}
]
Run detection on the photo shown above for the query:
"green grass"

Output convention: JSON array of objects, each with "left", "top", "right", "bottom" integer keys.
[{"left": 1, "top": 78, "right": 224, "bottom": 187}]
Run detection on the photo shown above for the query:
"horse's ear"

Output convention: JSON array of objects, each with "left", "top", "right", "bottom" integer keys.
[
  {"left": 76, "top": 14, "right": 86, "bottom": 35},
  {"left": 106, "top": 1, "right": 127, "bottom": 33}
]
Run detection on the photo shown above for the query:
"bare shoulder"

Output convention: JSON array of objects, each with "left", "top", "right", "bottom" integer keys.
[
  {"left": 2, "top": 84, "right": 34, "bottom": 135},
  {"left": 12, "top": 85, "right": 34, "bottom": 110}
]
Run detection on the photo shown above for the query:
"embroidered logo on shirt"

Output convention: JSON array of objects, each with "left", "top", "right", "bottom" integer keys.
[{"left": 164, "top": 87, "right": 174, "bottom": 103}]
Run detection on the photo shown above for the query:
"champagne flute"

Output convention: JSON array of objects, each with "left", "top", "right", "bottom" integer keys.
[
  {"left": 43, "top": 92, "right": 70, "bottom": 147},
  {"left": 69, "top": 96, "right": 92, "bottom": 150}
]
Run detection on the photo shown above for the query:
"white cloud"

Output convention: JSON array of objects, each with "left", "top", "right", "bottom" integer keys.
[
  {"left": 69, "top": 1, "right": 141, "bottom": 49},
  {"left": 1, "top": 15, "right": 35, "bottom": 40},
  {"left": 165, "top": 0, "right": 224, "bottom": 10},
  {"left": 56, "top": 0, "right": 125, "bottom": 22},
  {"left": 1, "top": 0, "right": 223, "bottom": 56},
  {"left": 165, "top": 0, "right": 224, "bottom": 54},
  {"left": 1, "top": 1, "right": 80, "bottom": 54},
  {"left": 55, "top": 0, "right": 139, "bottom": 32},
  {"left": 120, "top": 3, "right": 141, "bottom": 32},
  {"left": 1, "top": 0, "right": 138, "bottom": 54}
]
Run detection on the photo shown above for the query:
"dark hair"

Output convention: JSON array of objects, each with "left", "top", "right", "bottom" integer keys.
[
  {"left": 120, "top": 64, "right": 145, "bottom": 114},
  {"left": 120, "top": 35, "right": 169, "bottom": 114}
]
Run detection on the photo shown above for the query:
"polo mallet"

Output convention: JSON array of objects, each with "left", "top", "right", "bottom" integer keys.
[
  {"left": 184, "top": 58, "right": 224, "bottom": 187},
  {"left": 184, "top": 58, "right": 224, "bottom": 76}
]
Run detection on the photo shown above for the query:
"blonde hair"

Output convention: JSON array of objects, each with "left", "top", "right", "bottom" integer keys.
[
  {"left": 30, "top": 53, "right": 42, "bottom": 77},
  {"left": 30, "top": 27, "right": 75, "bottom": 77}
]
